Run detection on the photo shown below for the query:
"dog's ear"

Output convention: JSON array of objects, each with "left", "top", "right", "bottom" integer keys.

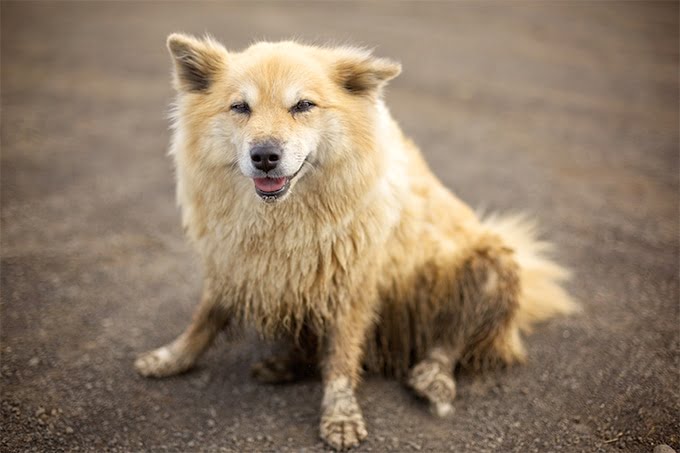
[
  {"left": 332, "top": 48, "right": 401, "bottom": 96},
  {"left": 167, "top": 33, "right": 227, "bottom": 93}
]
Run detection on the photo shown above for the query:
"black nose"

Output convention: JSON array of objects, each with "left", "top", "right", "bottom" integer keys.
[{"left": 250, "top": 142, "right": 281, "bottom": 173}]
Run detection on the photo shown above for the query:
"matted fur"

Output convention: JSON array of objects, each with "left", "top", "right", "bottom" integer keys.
[{"left": 136, "top": 34, "right": 577, "bottom": 450}]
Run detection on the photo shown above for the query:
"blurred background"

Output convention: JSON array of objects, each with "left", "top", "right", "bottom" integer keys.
[{"left": 1, "top": 2, "right": 678, "bottom": 452}]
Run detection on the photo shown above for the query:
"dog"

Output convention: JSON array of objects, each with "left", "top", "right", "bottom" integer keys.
[{"left": 135, "top": 33, "right": 577, "bottom": 450}]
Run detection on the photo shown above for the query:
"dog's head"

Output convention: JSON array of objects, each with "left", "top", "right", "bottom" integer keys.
[{"left": 167, "top": 34, "right": 401, "bottom": 203}]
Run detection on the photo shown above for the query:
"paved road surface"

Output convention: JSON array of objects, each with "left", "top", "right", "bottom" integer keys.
[{"left": 2, "top": 2, "right": 678, "bottom": 452}]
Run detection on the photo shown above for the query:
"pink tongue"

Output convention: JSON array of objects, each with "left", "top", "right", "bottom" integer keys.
[{"left": 254, "top": 177, "right": 286, "bottom": 193}]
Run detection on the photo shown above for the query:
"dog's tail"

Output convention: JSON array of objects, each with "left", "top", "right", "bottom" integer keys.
[{"left": 481, "top": 213, "right": 579, "bottom": 333}]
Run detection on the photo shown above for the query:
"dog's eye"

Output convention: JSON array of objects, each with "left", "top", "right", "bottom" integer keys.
[
  {"left": 230, "top": 102, "right": 251, "bottom": 115},
  {"left": 291, "top": 100, "right": 316, "bottom": 114}
]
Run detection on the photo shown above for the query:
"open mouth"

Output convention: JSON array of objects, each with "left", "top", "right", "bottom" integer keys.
[
  {"left": 253, "top": 160, "right": 307, "bottom": 202},
  {"left": 252, "top": 162, "right": 307, "bottom": 201},
  {"left": 253, "top": 176, "right": 291, "bottom": 200}
]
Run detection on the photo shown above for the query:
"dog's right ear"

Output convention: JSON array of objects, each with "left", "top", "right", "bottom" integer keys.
[
  {"left": 331, "top": 47, "right": 401, "bottom": 97},
  {"left": 167, "top": 33, "right": 227, "bottom": 93}
]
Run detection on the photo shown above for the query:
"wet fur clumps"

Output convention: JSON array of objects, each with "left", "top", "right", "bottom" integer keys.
[
  {"left": 136, "top": 34, "right": 578, "bottom": 451},
  {"left": 366, "top": 235, "right": 523, "bottom": 378}
]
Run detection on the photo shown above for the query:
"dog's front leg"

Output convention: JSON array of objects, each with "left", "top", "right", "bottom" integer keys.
[
  {"left": 135, "top": 281, "right": 229, "bottom": 378},
  {"left": 319, "top": 305, "right": 374, "bottom": 450}
]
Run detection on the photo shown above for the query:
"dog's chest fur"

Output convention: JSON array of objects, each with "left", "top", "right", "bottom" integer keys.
[{"left": 179, "top": 167, "right": 402, "bottom": 336}]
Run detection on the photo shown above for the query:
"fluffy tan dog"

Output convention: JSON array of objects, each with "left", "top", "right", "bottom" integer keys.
[{"left": 135, "top": 34, "right": 577, "bottom": 450}]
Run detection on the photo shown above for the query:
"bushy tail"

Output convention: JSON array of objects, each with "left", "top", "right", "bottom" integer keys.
[{"left": 481, "top": 213, "right": 579, "bottom": 333}]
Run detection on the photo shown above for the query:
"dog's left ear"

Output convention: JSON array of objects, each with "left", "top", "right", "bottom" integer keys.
[
  {"left": 332, "top": 48, "right": 401, "bottom": 96},
  {"left": 167, "top": 33, "right": 227, "bottom": 93}
]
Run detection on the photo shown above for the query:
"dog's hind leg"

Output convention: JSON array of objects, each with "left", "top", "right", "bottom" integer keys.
[
  {"left": 251, "top": 348, "right": 317, "bottom": 384},
  {"left": 407, "top": 346, "right": 458, "bottom": 417},
  {"left": 457, "top": 235, "right": 526, "bottom": 371},
  {"left": 135, "top": 282, "right": 229, "bottom": 378},
  {"left": 252, "top": 330, "right": 319, "bottom": 384},
  {"left": 405, "top": 233, "right": 524, "bottom": 416}
]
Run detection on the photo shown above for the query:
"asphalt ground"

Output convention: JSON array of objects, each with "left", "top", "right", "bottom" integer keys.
[{"left": 1, "top": 2, "right": 678, "bottom": 452}]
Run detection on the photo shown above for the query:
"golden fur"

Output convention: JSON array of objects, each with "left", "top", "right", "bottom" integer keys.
[{"left": 135, "top": 34, "right": 577, "bottom": 450}]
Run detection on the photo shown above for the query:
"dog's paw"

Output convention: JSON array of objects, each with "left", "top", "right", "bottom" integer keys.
[
  {"left": 320, "top": 410, "right": 368, "bottom": 450},
  {"left": 407, "top": 359, "right": 456, "bottom": 417},
  {"left": 134, "top": 346, "right": 193, "bottom": 378},
  {"left": 251, "top": 356, "right": 297, "bottom": 384},
  {"left": 320, "top": 378, "right": 367, "bottom": 450}
]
